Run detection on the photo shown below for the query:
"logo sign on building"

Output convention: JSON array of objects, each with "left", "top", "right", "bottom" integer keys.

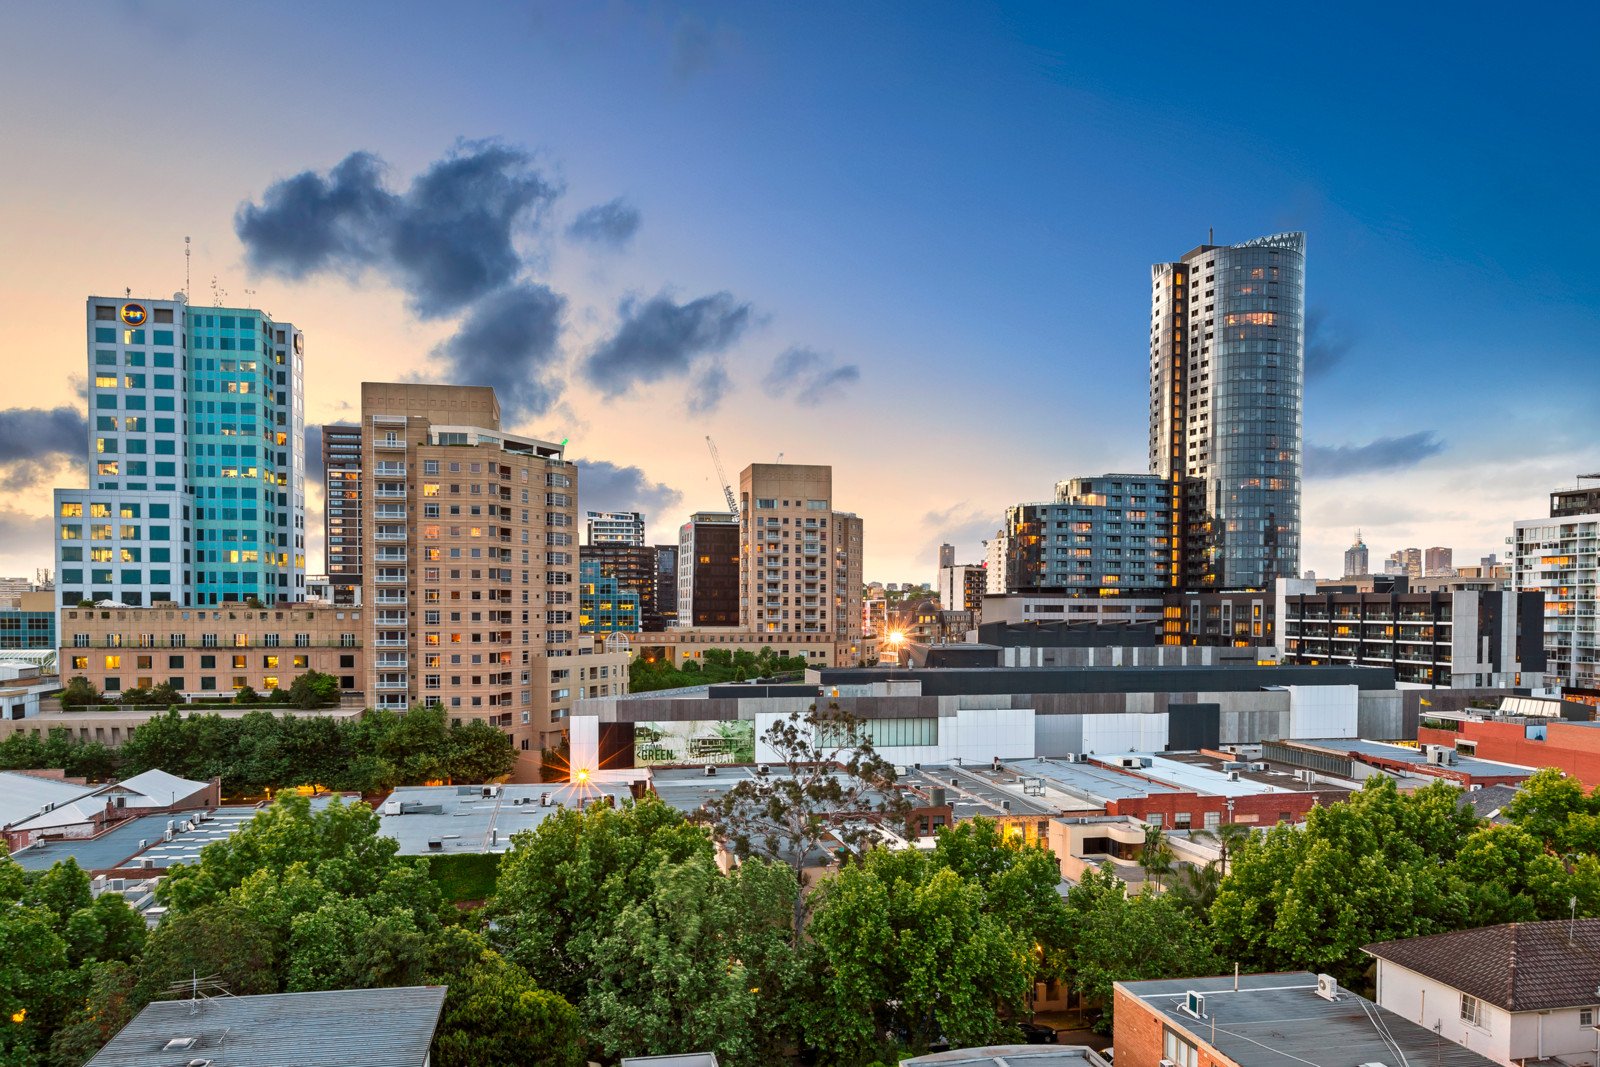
[
  {"left": 633, "top": 720, "right": 755, "bottom": 766},
  {"left": 293, "top": 333, "right": 304, "bottom": 355},
  {"left": 119, "top": 303, "right": 147, "bottom": 327}
]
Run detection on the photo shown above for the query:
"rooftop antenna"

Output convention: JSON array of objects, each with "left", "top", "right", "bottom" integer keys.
[
  {"left": 125, "top": 287, "right": 132, "bottom": 299},
  {"left": 184, "top": 236, "right": 191, "bottom": 301},
  {"left": 1208, "top": 227, "right": 1214, "bottom": 245},
  {"left": 1571, "top": 895, "right": 1579, "bottom": 946}
]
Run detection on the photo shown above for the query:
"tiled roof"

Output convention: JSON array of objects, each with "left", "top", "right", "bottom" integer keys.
[{"left": 1365, "top": 919, "right": 1600, "bottom": 1011}]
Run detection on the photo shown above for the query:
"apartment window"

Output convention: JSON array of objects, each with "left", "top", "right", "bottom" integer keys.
[
  {"left": 1164, "top": 1029, "right": 1198, "bottom": 1067},
  {"left": 1461, "top": 993, "right": 1484, "bottom": 1028},
  {"left": 1581, "top": 1008, "right": 1595, "bottom": 1027}
]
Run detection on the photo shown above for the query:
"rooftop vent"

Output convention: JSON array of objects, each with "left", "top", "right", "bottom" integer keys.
[
  {"left": 704, "top": 765, "right": 718, "bottom": 777},
  {"left": 163, "top": 1038, "right": 196, "bottom": 1051}
]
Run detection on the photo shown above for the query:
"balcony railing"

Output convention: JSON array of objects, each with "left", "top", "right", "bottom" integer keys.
[{"left": 374, "top": 592, "right": 408, "bottom": 605}]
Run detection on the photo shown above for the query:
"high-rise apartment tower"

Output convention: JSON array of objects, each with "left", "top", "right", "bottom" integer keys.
[
  {"left": 1149, "top": 233, "right": 1305, "bottom": 590},
  {"left": 322, "top": 423, "right": 362, "bottom": 605}
]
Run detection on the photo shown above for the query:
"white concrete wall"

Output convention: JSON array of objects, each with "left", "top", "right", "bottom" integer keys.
[
  {"left": 1375, "top": 960, "right": 1511, "bottom": 1065},
  {"left": 1287, "top": 683, "right": 1358, "bottom": 738},
  {"left": 753, "top": 707, "right": 1036, "bottom": 766},
  {"left": 1079, "top": 712, "right": 1168, "bottom": 754}
]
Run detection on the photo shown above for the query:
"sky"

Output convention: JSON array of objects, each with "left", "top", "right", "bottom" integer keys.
[{"left": 1, "top": 2, "right": 1597, "bottom": 584}]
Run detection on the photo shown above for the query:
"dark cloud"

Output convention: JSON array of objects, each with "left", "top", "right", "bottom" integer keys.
[
  {"left": 0, "top": 406, "right": 86, "bottom": 490},
  {"left": 1305, "top": 307, "right": 1356, "bottom": 380},
  {"left": 304, "top": 425, "right": 325, "bottom": 482},
  {"left": 918, "top": 504, "right": 1001, "bottom": 565},
  {"left": 0, "top": 508, "right": 52, "bottom": 559},
  {"left": 236, "top": 142, "right": 560, "bottom": 318},
  {"left": 1305, "top": 432, "right": 1445, "bottom": 478},
  {"left": 582, "top": 291, "right": 752, "bottom": 398},
  {"left": 432, "top": 283, "right": 567, "bottom": 421},
  {"left": 575, "top": 459, "right": 683, "bottom": 518},
  {"left": 672, "top": 15, "right": 719, "bottom": 80},
  {"left": 762, "top": 346, "right": 861, "bottom": 407},
  {"left": 566, "top": 198, "right": 641, "bottom": 249},
  {"left": 686, "top": 363, "right": 731, "bottom": 415}
]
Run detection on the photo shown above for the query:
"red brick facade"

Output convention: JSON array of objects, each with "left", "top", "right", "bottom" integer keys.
[
  {"left": 1418, "top": 719, "right": 1600, "bottom": 790},
  {"left": 1103, "top": 788, "right": 1347, "bottom": 828}
]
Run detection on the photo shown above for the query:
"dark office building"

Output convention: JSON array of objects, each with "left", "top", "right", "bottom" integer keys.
[
  {"left": 653, "top": 544, "right": 678, "bottom": 631},
  {"left": 579, "top": 543, "right": 659, "bottom": 631},
  {"left": 1551, "top": 478, "right": 1600, "bottom": 517},
  {"left": 322, "top": 423, "right": 362, "bottom": 606},
  {"left": 678, "top": 512, "right": 739, "bottom": 627}
]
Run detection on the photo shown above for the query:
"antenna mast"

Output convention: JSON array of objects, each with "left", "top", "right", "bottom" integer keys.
[{"left": 184, "top": 236, "right": 191, "bottom": 300}]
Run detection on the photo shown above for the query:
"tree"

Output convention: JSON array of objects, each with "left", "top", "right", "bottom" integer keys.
[
  {"left": 490, "top": 794, "right": 715, "bottom": 1004},
  {"left": 1166, "top": 861, "right": 1222, "bottom": 918},
  {"left": 698, "top": 701, "right": 910, "bottom": 937},
  {"left": 1065, "top": 865, "right": 1217, "bottom": 1031},
  {"left": 285, "top": 897, "right": 432, "bottom": 992},
  {"left": 132, "top": 900, "right": 281, "bottom": 1003},
  {"left": 58, "top": 676, "right": 100, "bottom": 710},
  {"left": 233, "top": 684, "right": 261, "bottom": 705},
  {"left": 584, "top": 855, "right": 801, "bottom": 1066},
  {"left": 287, "top": 670, "right": 339, "bottom": 709},
  {"left": 426, "top": 927, "right": 585, "bottom": 1067},
  {"left": 47, "top": 961, "right": 139, "bottom": 1067},
  {"left": 803, "top": 846, "right": 1035, "bottom": 1060},
  {"left": 1137, "top": 824, "right": 1174, "bottom": 888},
  {"left": 1505, "top": 767, "right": 1600, "bottom": 855},
  {"left": 1191, "top": 821, "right": 1253, "bottom": 876},
  {"left": 1210, "top": 777, "right": 1478, "bottom": 987},
  {"left": 0, "top": 903, "right": 72, "bottom": 1064}
]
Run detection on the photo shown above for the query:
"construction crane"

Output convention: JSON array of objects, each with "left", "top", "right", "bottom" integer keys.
[{"left": 705, "top": 436, "right": 738, "bottom": 517}]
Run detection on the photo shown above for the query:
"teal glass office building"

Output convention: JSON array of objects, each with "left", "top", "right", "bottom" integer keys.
[{"left": 54, "top": 296, "right": 305, "bottom": 607}]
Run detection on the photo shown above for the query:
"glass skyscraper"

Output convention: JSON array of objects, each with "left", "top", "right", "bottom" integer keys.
[
  {"left": 1149, "top": 232, "right": 1305, "bottom": 590},
  {"left": 54, "top": 296, "right": 305, "bottom": 607}
]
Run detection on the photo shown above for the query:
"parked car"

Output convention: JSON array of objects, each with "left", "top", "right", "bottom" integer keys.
[{"left": 1017, "top": 1021, "right": 1057, "bottom": 1044}]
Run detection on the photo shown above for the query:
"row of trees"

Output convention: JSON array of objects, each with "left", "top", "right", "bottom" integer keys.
[
  {"left": 0, "top": 797, "right": 583, "bottom": 1066},
  {"left": 629, "top": 646, "right": 811, "bottom": 692},
  {"left": 0, "top": 704, "right": 516, "bottom": 795},
  {"left": 59, "top": 670, "right": 341, "bottom": 711}
]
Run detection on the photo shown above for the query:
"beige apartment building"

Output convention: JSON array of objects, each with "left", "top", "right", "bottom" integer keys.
[
  {"left": 613, "top": 463, "right": 870, "bottom": 668},
  {"left": 359, "top": 383, "right": 610, "bottom": 775},
  {"left": 59, "top": 604, "right": 363, "bottom": 697}
]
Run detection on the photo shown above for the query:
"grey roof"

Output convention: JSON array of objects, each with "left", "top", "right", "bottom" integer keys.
[
  {"left": 1296, "top": 738, "right": 1536, "bottom": 780},
  {"left": 1004, "top": 757, "right": 1180, "bottom": 803},
  {"left": 621, "top": 1056, "right": 720, "bottom": 1067},
  {"left": 378, "top": 783, "right": 630, "bottom": 855},
  {"left": 0, "top": 770, "right": 93, "bottom": 829},
  {"left": 10, "top": 814, "right": 170, "bottom": 871},
  {"left": 902, "top": 1048, "right": 1107, "bottom": 1067},
  {"left": 1459, "top": 783, "right": 1520, "bottom": 822},
  {"left": 1365, "top": 919, "right": 1600, "bottom": 1012},
  {"left": 84, "top": 985, "right": 447, "bottom": 1067},
  {"left": 1117, "top": 972, "right": 1500, "bottom": 1067}
]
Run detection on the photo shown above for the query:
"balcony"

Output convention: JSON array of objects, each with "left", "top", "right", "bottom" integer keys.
[
  {"left": 376, "top": 653, "right": 408, "bottom": 668},
  {"left": 375, "top": 549, "right": 407, "bottom": 563},
  {"left": 375, "top": 571, "right": 407, "bottom": 585},
  {"left": 375, "top": 675, "right": 409, "bottom": 690},
  {"left": 374, "top": 463, "right": 407, "bottom": 477},
  {"left": 375, "top": 529, "right": 407, "bottom": 542},
  {"left": 374, "top": 592, "right": 408, "bottom": 605},
  {"left": 375, "top": 611, "right": 407, "bottom": 625},
  {"left": 373, "top": 487, "right": 407, "bottom": 499},
  {"left": 374, "top": 637, "right": 408, "bottom": 648}
]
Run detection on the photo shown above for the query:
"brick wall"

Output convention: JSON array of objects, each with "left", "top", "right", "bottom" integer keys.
[
  {"left": 1418, "top": 720, "right": 1600, "bottom": 790},
  {"left": 1104, "top": 788, "right": 1347, "bottom": 828}
]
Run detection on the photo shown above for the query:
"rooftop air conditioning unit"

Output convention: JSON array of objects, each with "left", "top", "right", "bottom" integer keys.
[
  {"left": 1316, "top": 973, "right": 1340, "bottom": 1000},
  {"left": 1160, "top": 1060, "right": 1177, "bottom": 1067},
  {"left": 1227, "top": 771, "right": 1241, "bottom": 782},
  {"left": 756, "top": 764, "right": 771, "bottom": 776},
  {"left": 539, "top": 792, "right": 551, "bottom": 807},
  {"left": 1248, "top": 762, "right": 1267, "bottom": 772},
  {"left": 139, "top": 858, "right": 155, "bottom": 869},
  {"left": 704, "top": 765, "right": 718, "bottom": 777},
  {"left": 1185, "top": 991, "right": 1206, "bottom": 1018},
  {"left": 1001, "top": 800, "right": 1011, "bottom": 811}
]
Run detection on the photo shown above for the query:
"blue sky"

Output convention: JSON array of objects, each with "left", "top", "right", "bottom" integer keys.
[{"left": 1, "top": 2, "right": 1595, "bottom": 580}]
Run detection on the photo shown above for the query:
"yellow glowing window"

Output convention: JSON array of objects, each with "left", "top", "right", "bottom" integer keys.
[
  {"left": 233, "top": 655, "right": 247, "bottom": 668},
  {"left": 104, "top": 655, "right": 121, "bottom": 669},
  {"left": 422, "top": 484, "right": 440, "bottom": 497},
  {"left": 1223, "top": 312, "right": 1276, "bottom": 326},
  {"left": 60, "top": 503, "right": 83, "bottom": 517},
  {"left": 97, "top": 462, "right": 118, "bottom": 476},
  {"left": 95, "top": 375, "right": 117, "bottom": 388},
  {"left": 263, "top": 655, "right": 279, "bottom": 669},
  {"left": 72, "top": 656, "right": 88, "bottom": 670}
]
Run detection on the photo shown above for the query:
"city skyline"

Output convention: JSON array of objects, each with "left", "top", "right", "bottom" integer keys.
[{"left": 2, "top": 5, "right": 1596, "bottom": 584}]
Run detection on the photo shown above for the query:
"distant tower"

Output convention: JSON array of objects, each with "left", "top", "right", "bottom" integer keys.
[
  {"left": 938, "top": 542, "right": 955, "bottom": 571},
  {"left": 1343, "top": 531, "right": 1369, "bottom": 578}
]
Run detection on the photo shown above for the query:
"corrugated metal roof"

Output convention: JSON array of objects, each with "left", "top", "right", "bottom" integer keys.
[
  {"left": 84, "top": 986, "right": 447, "bottom": 1067},
  {"left": 902, "top": 1047, "right": 1107, "bottom": 1066}
]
